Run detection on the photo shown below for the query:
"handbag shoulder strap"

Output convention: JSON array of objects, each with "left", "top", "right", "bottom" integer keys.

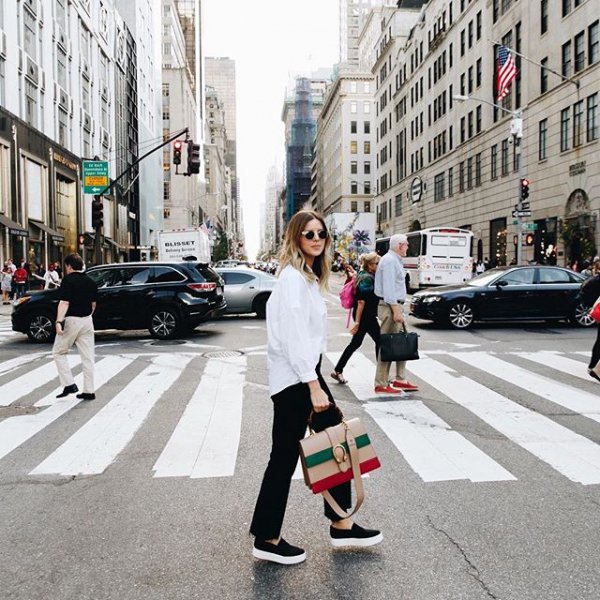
[{"left": 321, "top": 425, "right": 365, "bottom": 519}]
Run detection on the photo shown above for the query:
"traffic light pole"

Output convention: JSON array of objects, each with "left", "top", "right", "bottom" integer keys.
[{"left": 92, "top": 127, "right": 189, "bottom": 265}]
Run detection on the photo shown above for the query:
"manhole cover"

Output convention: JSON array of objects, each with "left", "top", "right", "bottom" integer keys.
[
  {"left": 149, "top": 340, "right": 187, "bottom": 346},
  {"left": 202, "top": 350, "right": 244, "bottom": 358}
]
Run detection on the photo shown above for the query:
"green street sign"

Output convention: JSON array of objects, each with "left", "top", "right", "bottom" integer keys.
[
  {"left": 522, "top": 223, "right": 538, "bottom": 231},
  {"left": 82, "top": 160, "right": 109, "bottom": 194}
]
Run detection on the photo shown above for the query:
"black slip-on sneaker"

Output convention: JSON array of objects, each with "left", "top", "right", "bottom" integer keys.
[
  {"left": 56, "top": 384, "right": 78, "bottom": 398},
  {"left": 330, "top": 523, "right": 383, "bottom": 548},
  {"left": 252, "top": 538, "right": 306, "bottom": 565}
]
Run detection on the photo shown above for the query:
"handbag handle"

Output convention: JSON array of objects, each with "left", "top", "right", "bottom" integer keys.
[{"left": 320, "top": 423, "right": 365, "bottom": 519}]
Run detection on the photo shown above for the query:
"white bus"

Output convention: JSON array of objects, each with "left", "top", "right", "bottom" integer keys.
[{"left": 375, "top": 227, "right": 474, "bottom": 291}]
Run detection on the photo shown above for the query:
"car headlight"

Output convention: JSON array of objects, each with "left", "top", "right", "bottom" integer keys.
[
  {"left": 13, "top": 296, "right": 31, "bottom": 307},
  {"left": 421, "top": 296, "right": 442, "bottom": 304}
]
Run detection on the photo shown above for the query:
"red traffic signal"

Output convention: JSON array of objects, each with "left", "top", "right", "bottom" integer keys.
[
  {"left": 173, "top": 141, "right": 183, "bottom": 165},
  {"left": 520, "top": 178, "right": 530, "bottom": 200}
]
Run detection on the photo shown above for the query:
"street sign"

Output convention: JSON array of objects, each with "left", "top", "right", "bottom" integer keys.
[
  {"left": 82, "top": 160, "right": 109, "bottom": 194},
  {"left": 512, "top": 210, "right": 532, "bottom": 218},
  {"left": 522, "top": 223, "right": 538, "bottom": 231}
]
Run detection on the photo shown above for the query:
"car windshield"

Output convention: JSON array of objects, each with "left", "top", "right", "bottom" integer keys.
[{"left": 466, "top": 269, "right": 506, "bottom": 287}]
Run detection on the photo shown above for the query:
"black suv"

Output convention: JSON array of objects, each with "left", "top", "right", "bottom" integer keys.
[{"left": 12, "top": 261, "right": 226, "bottom": 342}]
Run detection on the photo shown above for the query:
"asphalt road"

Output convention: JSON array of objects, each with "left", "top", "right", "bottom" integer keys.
[{"left": 0, "top": 275, "right": 599, "bottom": 600}]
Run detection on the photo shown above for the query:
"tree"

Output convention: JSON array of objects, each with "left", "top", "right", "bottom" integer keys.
[{"left": 213, "top": 230, "right": 229, "bottom": 262}]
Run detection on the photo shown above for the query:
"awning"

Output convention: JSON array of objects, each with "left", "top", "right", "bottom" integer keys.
[
  {"left": 0, "top": 213, "right": 28, "bottom": 237},
  {"left": 29, "top": 220, "right": 65, "bottom": 243}
]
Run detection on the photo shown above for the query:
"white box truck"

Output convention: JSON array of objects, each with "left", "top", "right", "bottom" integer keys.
[{"left": 157, "top": 228, "right": 211, "bottom": 263}]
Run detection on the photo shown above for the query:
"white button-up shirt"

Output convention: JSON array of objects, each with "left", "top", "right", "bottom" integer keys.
[
  {"left": 267, "top": 265, "right": 327, "bottom": 396},
  {"left": 374, "top": 250, "right": 406, "bottom": 305}
]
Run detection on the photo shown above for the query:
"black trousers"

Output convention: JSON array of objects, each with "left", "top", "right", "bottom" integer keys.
[
  {"left": 250, "top": 359, "right": 351, "bottom": 540},
  {"left": 335, "top": 316, "right": 380, "bottom": 374},
  {"left": 590, "top": 324, "right": 600, "bottom": 369}
]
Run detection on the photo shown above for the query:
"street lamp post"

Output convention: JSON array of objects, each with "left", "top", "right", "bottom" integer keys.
[{"left": 453, "top": 94, "right": 525, "bottom": 265}]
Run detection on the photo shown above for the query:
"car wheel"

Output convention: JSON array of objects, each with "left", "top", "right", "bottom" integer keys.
[
  {"left": 448, "top": 301, "right": 474, "bottom": 329},
  {"left": 253, "top": 295, "right": 269, "bottom": 319},
  {"left": 27, "top": 313, "right": 55, "bottom": 343},
  {"left": 149, "top": 308, "right": 180, "bottom": 339},
  {"left": 571, "top": 301, "right": 596, "bottom": 327}
]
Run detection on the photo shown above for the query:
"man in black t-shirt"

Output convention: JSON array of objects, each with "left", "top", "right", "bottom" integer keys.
[{"left": 53, "top": 253, "right": 98, "bottom": 400}]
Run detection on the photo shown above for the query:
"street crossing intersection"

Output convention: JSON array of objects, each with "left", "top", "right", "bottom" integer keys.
[{"left": 0, "top": 348, "right": 598, "bottom": 485}]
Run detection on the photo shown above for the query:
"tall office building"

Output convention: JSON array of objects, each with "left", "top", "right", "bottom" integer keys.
[
  {"left": 339, "top": 0, "right": 386, "bottom": 66},
  {"left": 205, "top": 57, "right": 242, "bottom": 253}
]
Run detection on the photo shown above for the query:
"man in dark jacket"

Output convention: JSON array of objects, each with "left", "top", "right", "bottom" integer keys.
[{"left": 581, "top": 261, "right": 600, "bottom": 382}]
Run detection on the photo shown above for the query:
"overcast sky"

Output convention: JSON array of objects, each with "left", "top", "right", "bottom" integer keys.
[{"left": 202, "top": 0, "right": 340, "bottom": 259}]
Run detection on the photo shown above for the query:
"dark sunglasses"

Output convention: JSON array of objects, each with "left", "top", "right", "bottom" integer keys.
[{"left": 300, "top": 229, "right": 328, "bottom": 241}]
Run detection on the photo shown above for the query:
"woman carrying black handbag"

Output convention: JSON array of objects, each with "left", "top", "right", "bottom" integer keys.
[{"left": 581, "top": 260, "right": 600, "bottom": 382}]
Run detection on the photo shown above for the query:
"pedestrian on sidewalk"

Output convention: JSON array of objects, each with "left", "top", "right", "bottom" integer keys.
[
  {"left": 53, "top": 253, "right": 98, "bottom": 401},
  {"left": 250, "top": 210, "right": 382, "bottom": 566},
  {"left": 13, "top": 264, "right": 28, "bottom": 299},
  {"left": 331, "top": 251, "right": 381, "bottom": 384},
  {"left": 43, "top": 264, "right": 61, "bottom": 289},
  {"left": 1, "top": 262, "right": 13, "bottom": 304},
  {"left": 580, "top": 259, "right": 600, "bottom": 382},
  {"left": 373, "top": 233, "right": 419, "bottom": 394}
]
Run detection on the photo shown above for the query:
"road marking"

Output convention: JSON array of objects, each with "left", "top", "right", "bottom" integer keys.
[
  {"left": 31, "top": 354, "right": 191, "bottom": 476},
  {"left": 515, "top": 351, "right": 591, "bottom": 382},
  {"left": 364, "top": 400, "right": 516, "bottom": 482},
  {"left": 0, "top": 356, "right": 132, "bottom": 462},
  {"left": 0, "top": 352, "right": 48, "bottom": 377},
  {"left": 326, "top": 351, "right": 380, "bottom": 401},
  {"left": 408, "top": 356, "right": 600, "bottom": 485},
  {"left": 0, "top": 355, "right": 81, "bottom": 407},
  {"left": 153, "top": 356, "right": 246, "bottom": 478},
  {"left": 452, "top": 352, "right": 600, "bottom": 425}
]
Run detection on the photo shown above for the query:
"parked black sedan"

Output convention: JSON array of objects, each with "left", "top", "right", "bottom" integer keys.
[
  {"left": 12, "top": 261, "right": 226, "bottom": 342},
  {"left": 409, "top": 265, "right": 593, "bottom": 329}
]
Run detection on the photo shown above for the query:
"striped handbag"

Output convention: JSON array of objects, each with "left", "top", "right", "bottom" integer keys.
[{"left": 299, "top": 416, "right": 381, "bottom": 518}]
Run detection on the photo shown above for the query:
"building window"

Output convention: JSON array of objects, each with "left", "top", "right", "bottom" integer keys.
[
  {"left": 574, "top": 32, "right": 585, "bottom": 72},
  {"left": 25, "top": 81, "right": 38, "bottom": 127},
  {"left": 501, "top": 139, "right": 509, "bottom": 176},
  {"left": 364, "top": 161, "right": 371, "bottom": 174},
  {"left": 448, "top": 166, "right": 454, "bottom": 196},
  {"left": 364, "top": 201, "right": 371, "bottom": 212},
  {"left": 56, "top": 45, "right": 68, "bottom": 89},
  {"left": 364, "top": 101, "right": 371, "bottom": 114},
  {"left": 560, "top": 107, "right": 570, "bottom": 151},
  {"left": 459, "top": 161, "right": 465, "bottom": 192},
  {"left": 513, "top": 137, "right": 521, "bottom": 172},
  {"left": 23, "top": 9, "right": 37, "bottom": 59},
  {"left": 587, "top": 93, "right": 598, "bottom": 141},
  {"left": 476, "top": 11, "right": 482, "bottom": 40},
  {"left": 476, "top": 105, "right": 482, "bottom": 134},
  {"left": 57, "top": 107, "right": 69, "bottom": 147},
  {"left": 541, "top": 0, "right": 548, "bottom": 34},
  {"left": 434, "top": 172, "right": 445, "bottom": 202},
  {"left": 538, "top": 119, "right": 547, "bottom": 159},
  {"left": 351, "top": 201, "right": 358, "bottom": 212},
  {"left": 562, "top": 0, "right": 571, "bottom": 17},
  {"left": 395, "top": 194, "right": 402, "bottom": 216},
  {"left": 589, "top": 21, "right": 599, "bottom": 66},
  {"left": 351, "top": 120, "right": 357, "bottom": 134},
  {"left": 350, "top": 160, "right": 357, "bottom": 174},
  {"left": 475, "top": 153, "right": 482, "bottom": 186},
  {"left": 350, "top": 101, "right": 357, "bottom": 113},
  {"left": 476, "top": 58, "right": 482, "bottom": 87},
  {"left": 540, "top": 58, "right": 549, "bottom": 93},
  {"left": 364, "top": 141, "right": 371, "bottom": 154},
  {"left": 351, "top": 181, "right": 358, "bottom": 194},
  {"left": 491, "top": 144, "right": 498, "bottom": 179},
  {"left": 364, "top": 181, "right": 371, "bottom": 194},
  {"left": 466, "top": 157, "right": 473, "bottom": 190},
  {"left": 562, "top": 41, "right": 572, "bottom": 77},
  {"left": 364, "top": 121, "right": 370, "bottom": 134},
  {"left": 573, "top": 100, "right": 584, "bottom": 147},
  {"left": 460, "top": 117, "right": 465, "bottom": 143},
  {"left": 163, "top": 181, "right": 170, "bottom": 202},
  {"left": 0, "top": 59, "right": 5, "bottom": 106},
  {"left": 350, "top": 140, "right": 358, "bottom": 154}
]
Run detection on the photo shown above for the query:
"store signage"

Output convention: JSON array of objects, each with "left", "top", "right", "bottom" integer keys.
[{"left": 569, "top": 161, "right": 586, "bottom": 176}]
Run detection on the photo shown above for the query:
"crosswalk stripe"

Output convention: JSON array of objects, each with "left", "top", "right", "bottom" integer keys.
[
  {"left": 408, "top": 356, "right": 600, "bottom": 485},
  {"left": 515, "top": 351, "right": 591, "bottom": 382},
  {"left": 0, "top": 356, "right": 133, "bottom": 462},
  {"left": 364, "top": 400, "right": 516, "bottom": 482},
  {"left": 325, "top": 351, "right": 378, "bottom": 401},
  {"left": 451, "top": 352, "right": 600, "bottom": 425},
  {"left": 30, "top": 354, "right": 192, "bottom": 476},
  {"left": 0, "top": 352, "right": 48, "bottom": 377},
  {"left": 153, "top": 355, "right": 246, "bottom": 478},
  {"left": 0, "top": 355, "right": 81, "bottom": 407}
]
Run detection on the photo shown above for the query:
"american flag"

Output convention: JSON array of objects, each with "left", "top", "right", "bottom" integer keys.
[{"left": 496, "top": 45, "right": 517, "bottom": 101}]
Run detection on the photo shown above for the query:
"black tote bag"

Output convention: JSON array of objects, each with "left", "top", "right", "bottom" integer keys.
[{"left": 379, "top": 327, "right": 419, "bottom": 361}]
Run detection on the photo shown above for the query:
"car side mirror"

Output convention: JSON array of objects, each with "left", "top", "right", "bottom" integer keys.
[{"left": 496, "top": 280, "right": 508, "bottom": 288}]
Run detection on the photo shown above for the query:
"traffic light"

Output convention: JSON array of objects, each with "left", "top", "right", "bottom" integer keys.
[
  {"left": 520, "top": 178, "right": 530, "bottom": 201},
  {"left": 91, "top": 197, "right": 104, "bottom": 229},
  {"left": 173, "top": 140, "right": 183, "bottom": 165},
  {"left": 187, "top": 141, "right": 201, "bottom": 175}
]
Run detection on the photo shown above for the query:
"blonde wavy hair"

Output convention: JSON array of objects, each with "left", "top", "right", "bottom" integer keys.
[
  {"left": 278, "top": 210, "right": 331, "bottom": 292},
  {"left": 359, "top": 251, "right": 380, "bottom": 269}
]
